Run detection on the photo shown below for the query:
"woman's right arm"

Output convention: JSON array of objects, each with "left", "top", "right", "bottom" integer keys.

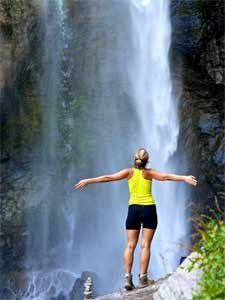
[{"left": 148, "top": 169, "right": 197, "bottom": 186}]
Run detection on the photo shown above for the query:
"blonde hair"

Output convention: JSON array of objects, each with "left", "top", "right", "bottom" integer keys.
[{"left": 134, "top": 148, "right": 149, "bottom": 169}]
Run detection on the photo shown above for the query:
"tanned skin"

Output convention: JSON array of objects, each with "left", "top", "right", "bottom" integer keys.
[{"left": 73, "top": 168, "right": 197, "bottom": 277}]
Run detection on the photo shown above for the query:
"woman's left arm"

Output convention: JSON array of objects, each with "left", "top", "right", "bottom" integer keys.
[{"left": 74, "top": 168, "right": 130, "bottom": 190}]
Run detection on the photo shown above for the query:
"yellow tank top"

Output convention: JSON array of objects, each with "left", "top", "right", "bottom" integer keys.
[{"left": 128, "top": 168, "right": 155, "bottom": 205}]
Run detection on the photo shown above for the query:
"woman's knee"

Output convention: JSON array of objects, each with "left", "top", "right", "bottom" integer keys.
[
  {"left": 126, "top": 242, "right": 137, "bottom": 251},
  {"left": 141, "top": 242, "right": 151, "bottom": 250}
]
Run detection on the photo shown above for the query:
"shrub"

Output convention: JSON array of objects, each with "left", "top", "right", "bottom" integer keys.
[{"left": 191, "top": 211, "right": 225, "bottom": 300}]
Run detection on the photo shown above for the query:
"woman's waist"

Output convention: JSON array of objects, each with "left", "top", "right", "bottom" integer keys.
[
  {"left": 128, "top": 203, "right": 156, "bottom": 208},
  {"left": 129, "top": 193, "right": 154, "bottom": 199},
  {"left": 129, "top": 194, "right": 155, "bottom": 205}
]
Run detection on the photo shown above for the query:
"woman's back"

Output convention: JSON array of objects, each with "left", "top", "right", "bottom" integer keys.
[{"left": 128, "top": 168, "right": 155, "bottom": 206}]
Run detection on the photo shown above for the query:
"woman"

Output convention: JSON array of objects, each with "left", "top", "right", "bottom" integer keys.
[{"left": 74, "top": 148, "right": 197, "bottom": 291}]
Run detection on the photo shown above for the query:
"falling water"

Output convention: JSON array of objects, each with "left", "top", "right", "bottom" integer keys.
[
  {"left": 7, "top": 0, "right": 132, "bottom": 298},
  {"left": 2, "top": 0, "right": 190, "bottom": 298},
  {"left": 129, "top": 0, "right": 189, "bottom": 277},
  {"left": 15, "top": 0, "right": 80, "bottom": 298}
]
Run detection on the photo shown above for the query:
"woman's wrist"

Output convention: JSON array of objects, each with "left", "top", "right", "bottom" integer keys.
[
  {"left": 168, "top": 174, "right": 186, "bottom": 181},
  {"left": 183, "top": 175, "right": 188, "bottom": 183}
]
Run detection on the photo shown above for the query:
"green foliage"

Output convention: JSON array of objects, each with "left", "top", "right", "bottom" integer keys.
[
  {"left": 58, "top": 95, "right": 98, "bottom": 177},
  {"left": 2, "top": 94, "right": 42, "bottom": 153},
  {"left": 193, "top": 0, "right": 204, "bottom": 16},
  {"left": 191, "top": 213, "right": 225, "bottom": 300},
  {"left": 175, "top": 0, "right": 207, "bottom": 32},
  {"left": 176, "top": 2, "right": 191, "bottom": 15}
]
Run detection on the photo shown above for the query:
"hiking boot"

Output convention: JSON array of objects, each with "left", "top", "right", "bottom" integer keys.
[
  {"left": 136, "top": 273, "right": 155, "bottom": 289},
  {"left": 124, "top": 273, "right": 135, "bottom": 291}
]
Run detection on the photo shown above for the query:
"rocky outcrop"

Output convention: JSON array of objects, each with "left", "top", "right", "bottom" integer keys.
[
  {"left": 93, "top": 281, "right": 161, "bottom": 300},
  {"left": 93, "top": 252, "right": 202, "bottom": 300},
  {"left": 153, "top": 252, "right": 202, "bottom": 300},
  {"left": 0, "top": 0, "right": 42, "bottom": 274},
  {"left": 0, "top": 269, "right": 97, "bottom": 300},
  {"left": 198, "top": 1, "right": 225, "bottom": 85},
  {"left": 174, "top": 54, "right": 225, "bottom": 213},
  {"left": 171, "top": 0, "right": 225, "bottom": 217},
  {"left": 0, "top": 0, "right": 41, "bottom": 89},
  {"left": 201, "top": 35, "right": 225, "bottom": 85}
]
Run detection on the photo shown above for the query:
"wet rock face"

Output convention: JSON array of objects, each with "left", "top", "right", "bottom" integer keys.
[
  {"left": 175, "top": 55, "right": 225, "bottom": 212},
  {"left": 200, "top": 35, "right": 225, "bottom": 85},
  {"left": 0, "top": 0, "right": 42, "bottom": 276},
  {"left": 198, "top": 1, "right": 225, "bottom": 85},
  {"left": 171, "top": 1, "right": 225, "bottom": 215},
  {"left": 0, "top": 0, "right": 41, "bottom": 89},
  {"left": 170, "top": 0, "right": 202, "bottom": 55},
  {"left": 0, "top": 0, "right": 13, "bottom": 88}
]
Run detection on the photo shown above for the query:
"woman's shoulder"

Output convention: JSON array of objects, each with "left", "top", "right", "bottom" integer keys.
[
  {"left": 144, "top": 167, "right": 154, "bottom": 172},
  {"left": 142, "top": 168, "right": 153, "bottom": 180},
  {"left": 127, "top": 167, "right": 135, "bottom": 180}
]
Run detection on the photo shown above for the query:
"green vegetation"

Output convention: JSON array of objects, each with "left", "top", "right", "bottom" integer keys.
[
  {"left": 190, "top": 210, "right": 225, "bottom": 300},
  {"left": 1, "top": 93, "right": 42, "bottom": 153},
  {"left": 58, "top": 95, "right": 98, "bottom": 176},
  {"left": 176, "top": 2, "right": 190, "bottom": 15}
]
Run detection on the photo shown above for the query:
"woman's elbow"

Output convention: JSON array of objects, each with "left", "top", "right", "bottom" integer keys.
[
  {"left": 158, "top": 174, "right": 169, "bottom": 181},
  {"left": 103, "top": 175, "right": 113, "bottom": 182}
]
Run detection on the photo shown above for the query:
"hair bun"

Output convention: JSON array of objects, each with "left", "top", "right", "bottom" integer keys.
[
  {"left": 135, "top": 158, "right": 142, "bottom": 165},
  {"left": 133, "top": 148, "right": 149, "bottom": 169}
]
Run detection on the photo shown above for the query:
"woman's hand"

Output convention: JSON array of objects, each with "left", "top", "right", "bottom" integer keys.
[
  {"left": 184, "top": 175, "right": 197, "bottom": 186},
  {"left": 73, "top": 179, "right": 89, "bottom": 190}
]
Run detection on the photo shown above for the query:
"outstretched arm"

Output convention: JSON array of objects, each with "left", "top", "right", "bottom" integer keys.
[
  {"left": 74, "top": 168, "right": 130, "bottom": 190},
  {"left": 148, "top": 169, "right": 197, "bottom": 186}
]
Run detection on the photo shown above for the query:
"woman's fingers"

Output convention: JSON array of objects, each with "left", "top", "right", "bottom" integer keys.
[
  {"left": 190, "top": 178, "right": 197, "bottom": 186},
  {"left": 187, "top": 175, "right": 197, "bottom": 186},
  {"left": 73, "top": 180, "right": 87, "bottom": 190},
  {"left": 76, "top": 184, "right": 85, "bottom": 189}
]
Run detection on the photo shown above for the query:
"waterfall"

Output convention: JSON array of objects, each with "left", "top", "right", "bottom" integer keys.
[
  {"left": 15, "top": 1, "right": 80, "bottom": 299},
  {"left": 129, "top": 0, "right": 189, "bottom": 277},
  {"left": 2, "top": 0, "right": 190, "bottom": 298}
]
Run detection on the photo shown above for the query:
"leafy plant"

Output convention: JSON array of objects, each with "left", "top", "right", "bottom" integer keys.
[{"left": 190, "top": 207, "right": 225, "bottom": 300}]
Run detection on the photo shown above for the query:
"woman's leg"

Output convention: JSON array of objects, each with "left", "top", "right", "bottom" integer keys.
[
  {"left": 123, "top": 229, "right": 140, "bottom": 273},
  {"left": 140, "top": 228, "right": 156, "bottom": 275}
]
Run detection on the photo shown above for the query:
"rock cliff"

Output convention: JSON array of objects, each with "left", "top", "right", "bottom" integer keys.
[{"left": 171, "top": 0, "right": 225, "bottom": 218}]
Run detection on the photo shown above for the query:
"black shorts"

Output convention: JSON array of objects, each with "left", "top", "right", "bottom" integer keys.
[{"left": 125, "top": 204, "right": 158, "bottom": 230}]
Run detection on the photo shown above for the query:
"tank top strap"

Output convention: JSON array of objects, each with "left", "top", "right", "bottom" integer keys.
[
  {"left": 133, "top": 167, "right": 139, "bottom": 175},
  {"left": 133, "top": 167, "right": 143, "bottom": 179}
]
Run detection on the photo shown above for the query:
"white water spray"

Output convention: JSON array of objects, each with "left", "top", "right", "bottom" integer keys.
[
  {"left": 3, "top": 0, "right": 190, "bottom": 298},
  {"left": 129, "top": 0, "right": 189, "bottom": 277}
]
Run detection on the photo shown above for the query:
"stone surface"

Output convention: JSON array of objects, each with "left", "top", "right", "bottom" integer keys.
[
  {"left": 170, "top": 0, "right": 225, "bottom": 217},
  {"left": 153, "top": 252, "right": 202, "bottom": 300},
  {"left": 0, "top": 0, "right": 41, "bottom": 88},
  {"left": 93, "top": 253, "right": 202, "bottom": 300},
  {"left": 172, "top": 52, "right": 225, "bottom": 214},
  {"left": 93, "top": 281, "right": 161, "bottom": 300}
]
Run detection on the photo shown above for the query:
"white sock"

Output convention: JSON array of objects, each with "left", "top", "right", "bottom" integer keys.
[{"left": 140, "top": 272, "right": 148, "bottom": 278}]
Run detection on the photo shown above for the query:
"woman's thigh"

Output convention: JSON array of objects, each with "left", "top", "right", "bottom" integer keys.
[
  {"left": 126, "top": 229, "right": 140, "bottom": 248},
  {"left": 141, "top": 228, "right": 156, "bottom": 248}
]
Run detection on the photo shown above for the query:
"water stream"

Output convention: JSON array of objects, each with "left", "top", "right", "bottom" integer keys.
[
  {"left": 3, "top": 0, "right": 190, "bottom": 298},
  {"left": 129, "top": 0, "right": 189, "bottom": 277}
]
